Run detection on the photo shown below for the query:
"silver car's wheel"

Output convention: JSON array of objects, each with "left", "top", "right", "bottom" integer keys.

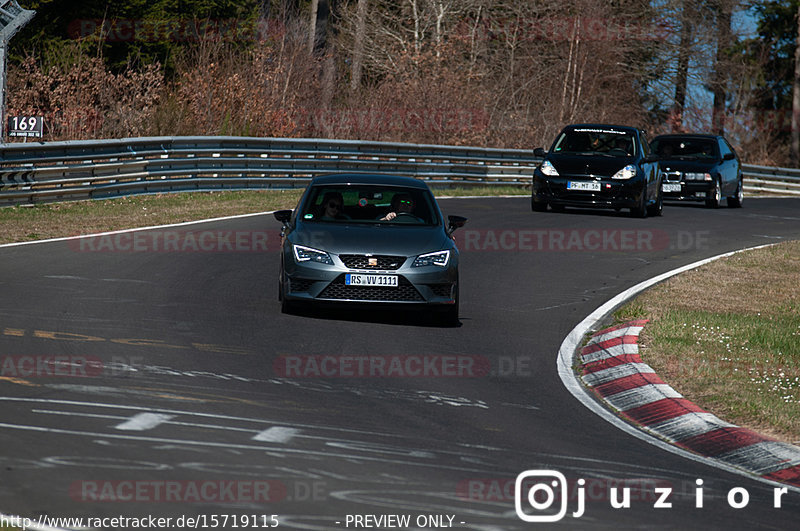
[
  {"left": 279, "top": 268, "right": 296, "bottom": 314},
  {"left": 436, "top": 284, "right": 459, "bottom": 327}
]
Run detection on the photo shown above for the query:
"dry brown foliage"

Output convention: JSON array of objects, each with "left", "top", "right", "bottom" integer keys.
[
  {"left": 2, "top": 3, "right": 788, "bottom": 164},
  {"left": 9, "top": 51, "right": 162, "bottom": 140}
]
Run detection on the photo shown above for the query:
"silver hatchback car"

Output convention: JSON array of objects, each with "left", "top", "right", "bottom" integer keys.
[{"left": 274, "top": 174, "right": 467, "bottom": 325}]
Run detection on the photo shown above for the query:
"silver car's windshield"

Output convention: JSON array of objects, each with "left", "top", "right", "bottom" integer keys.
[{"left": 300, "top": 185, "right": 439, "bottom": 225}]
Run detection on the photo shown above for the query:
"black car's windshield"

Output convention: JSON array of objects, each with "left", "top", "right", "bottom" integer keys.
[
  {"left": 552, "top": 128, "right": 636, "bottom": 157},
  {"left": 651, "top": 138, "right": 717, "bottom": 160},
  {"left": 301, "top": 185, "right": 439, "bottom": 225}
]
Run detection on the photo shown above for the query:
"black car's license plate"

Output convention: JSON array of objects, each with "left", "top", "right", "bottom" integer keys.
[{"left": 567, "top": 181, "right": 601, "bottom": 191}]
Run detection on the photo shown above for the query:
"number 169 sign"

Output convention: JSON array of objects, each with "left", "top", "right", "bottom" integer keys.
[{"left": 8, "top": 116, "right": 44, "bottom": 138}]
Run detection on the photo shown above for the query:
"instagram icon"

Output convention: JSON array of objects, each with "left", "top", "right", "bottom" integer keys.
[{"left": 515, "top": 470, "right": 583, "bottom": 522}]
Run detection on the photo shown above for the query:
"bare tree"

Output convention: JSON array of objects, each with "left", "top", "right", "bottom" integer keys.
[
  {"left": 711, "top": 0, "right": 733, "bottom": 135},
  {"left": 309, "top": 0, "right": 319, "bottom": 54},
  {"left": 350, "top": 0, "right": 368, "bottom": 90},
  {"left": 793, "top": 2, "right": 800, "bottom": 165},
  {"left": 673, "top": 0, "right": 697, "bottom": 131}
]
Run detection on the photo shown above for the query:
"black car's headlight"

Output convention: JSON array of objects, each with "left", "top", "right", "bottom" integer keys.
[
  {"left": 413, "top": 250, "right": 450, "bottom": 268},
  {"left": 684, "top": 172, "right": 712, "bottom": 181},
  {"left": 540, "top": 160, "right": 559, "bottom": 177},
  {"left": 293, "top": 244, "right": 334, "bottom": 265},
  {"left": 612, "top": 164, "right": 637, "bottom": 180}
]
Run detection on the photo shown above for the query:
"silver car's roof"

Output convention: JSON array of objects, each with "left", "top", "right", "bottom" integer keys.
[{"left": 309, "top": 173, "right": 431, "bottom": 190}]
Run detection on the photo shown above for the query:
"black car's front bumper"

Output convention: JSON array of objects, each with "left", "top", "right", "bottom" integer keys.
[
  {"left": 532, "top": 172, "right": 646, "bottom": 210},
  {"left": 660, "top": 179, "right": 716, "bottom": 202}
]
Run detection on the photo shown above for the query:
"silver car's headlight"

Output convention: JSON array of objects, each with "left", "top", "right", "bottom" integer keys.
[
  {"left": 293, "top": 244, "right": 334, "bottom": 265},
  {"left": 413, "top": 250, "right": 450, "bottom": 267},
  {"left": 612, "top": 164, "right": 637, "bottom": 180},
  {"left": 540, "top": 160, "right": 559, "bottom": 177}
]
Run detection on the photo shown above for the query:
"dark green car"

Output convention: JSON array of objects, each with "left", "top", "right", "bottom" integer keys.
[{"left": 274, "top": 174, "right": 467, "bottom": 326}]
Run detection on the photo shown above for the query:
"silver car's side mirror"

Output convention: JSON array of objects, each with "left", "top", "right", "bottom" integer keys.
[
  {"left": 274, "top": 210, "right": 292, "bottom": 224},
  {"left": 447, "top": 215, "right": 467, "bottom": 235}
]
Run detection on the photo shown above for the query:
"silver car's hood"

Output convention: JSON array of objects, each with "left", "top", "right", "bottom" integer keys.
[{"left": 290, "top": 221, "right": 453, "bottom": 256}]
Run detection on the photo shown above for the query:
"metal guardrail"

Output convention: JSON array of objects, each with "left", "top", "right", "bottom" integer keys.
[
  {"left": 0, "top": 136, "right": 798, "bottom": 206},
  {"left": 741, "top": 163, "right": 800, "bottom": 196},
  {"left": 0, "top": 136, "right": 540, "bottom": 206}
]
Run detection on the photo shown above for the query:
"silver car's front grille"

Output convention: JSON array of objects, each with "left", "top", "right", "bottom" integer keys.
[
  {"left": 290, "top": 278, "right": 315, "bottom": 292},
  {"left": 428, "top": 284, "right": 454, "bottom": 298},
  {"left": 339, "top": 254, "right": 405, "bottom": 270},
  {"left": 318, "top": 275, "right": 423, "bottom": 302}
]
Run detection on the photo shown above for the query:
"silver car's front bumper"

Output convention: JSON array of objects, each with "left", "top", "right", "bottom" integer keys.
[{"left": 282, "top": 253, "right": 458, "bottom": 305}]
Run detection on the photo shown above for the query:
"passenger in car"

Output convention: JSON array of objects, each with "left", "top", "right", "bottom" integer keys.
[{"left": 319, "top": 192, "right": 350, "bottom": 220}]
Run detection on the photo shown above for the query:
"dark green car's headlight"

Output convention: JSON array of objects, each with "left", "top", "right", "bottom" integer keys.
[
  {"left": 293, "top": 244, "right": 334, "bottom": 265},
  {"left": 413, "top": 250, "right": 450, "bottom": 267}
]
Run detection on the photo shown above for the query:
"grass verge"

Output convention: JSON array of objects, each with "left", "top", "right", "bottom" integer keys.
[
  {"left": 0, "top": 186, "right": 528, "bottom": 245},
  {"left": 615, "top": 241, "right": 800, "bottom": 444}
]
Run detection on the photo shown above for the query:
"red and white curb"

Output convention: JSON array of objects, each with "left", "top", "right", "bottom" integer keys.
[{"left": 580, "top": 319, "right": 800, "bottom": 488}]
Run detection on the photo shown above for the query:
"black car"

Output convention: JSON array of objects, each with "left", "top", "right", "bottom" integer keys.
[
  {"left": 650, "top": 134, "right": 743, "bottom": 208},
  {"left": 532, "top": 124, "right": 662, "bottom": 217},
  {"left": 274, "top": 174, "right": 467, "bottom": 326}
]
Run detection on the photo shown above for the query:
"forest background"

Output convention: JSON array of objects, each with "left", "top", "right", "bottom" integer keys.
[{"left": 5, "top": 0, "right": 800, "bottom": 166}]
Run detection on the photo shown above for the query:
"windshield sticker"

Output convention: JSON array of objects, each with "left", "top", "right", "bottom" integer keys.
[{"left": 573, "top": 128, "right": 627, "bottom": 135}]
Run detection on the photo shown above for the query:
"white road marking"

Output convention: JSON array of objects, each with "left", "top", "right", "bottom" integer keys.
[
  {"left": 114, "top": 412, "right": 175, "bottom": 431},
  {"left": 253, "top": 427, "right": 301, "bottom": 443}
]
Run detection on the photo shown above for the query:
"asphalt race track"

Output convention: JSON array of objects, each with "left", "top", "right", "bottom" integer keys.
[{"left": 1, "top": 196, "right": 800, "bottom": 530}]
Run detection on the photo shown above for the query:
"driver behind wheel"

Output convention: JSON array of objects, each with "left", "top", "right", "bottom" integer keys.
[{"left": 380, "top": 192, "right": 415, "bottom": 221}]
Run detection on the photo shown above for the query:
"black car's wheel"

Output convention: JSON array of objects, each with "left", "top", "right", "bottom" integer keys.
[
  {"left": 706, "top": 178, "right": 721, "bottom": 208},
  {"left": 647, "top": 187, "right": 663, "bottom": 217},
  {"left": 630, "top": 190, "right": 648, "bottom": 218},
  {"left": 531, "top": 195, "right": 548, "bottom": 212},
  {"left": 727, "top": 178, "right": 743, "bottom": 208}
]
